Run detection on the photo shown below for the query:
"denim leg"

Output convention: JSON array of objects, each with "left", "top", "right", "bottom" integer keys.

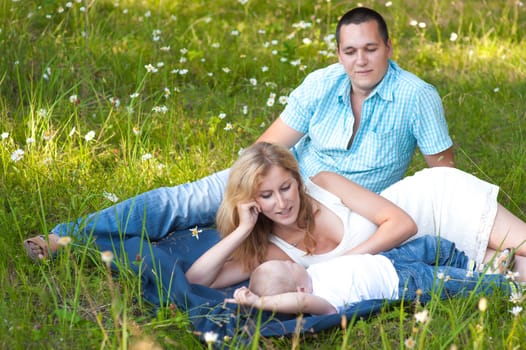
[
  {"left": 395, "top": 261, "right": 510, "bottom": 303},
  {"left": 51, "top": 169, "right": 230, "bottom": 241},
  {"left": 381, "top": 235, "right": 471, "bottom": 269}
]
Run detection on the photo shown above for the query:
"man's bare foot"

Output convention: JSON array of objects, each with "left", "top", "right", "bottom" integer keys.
[{"left": 23, "top": 234, "right": 60, "bottom": 261}]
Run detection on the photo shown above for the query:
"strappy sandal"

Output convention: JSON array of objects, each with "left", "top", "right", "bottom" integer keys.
[
  {"left": 23, "top": 234, "right": 60, "bottom": 262},
  {"left": 480, "top": 248, "right": 515, "bottom": 275}
]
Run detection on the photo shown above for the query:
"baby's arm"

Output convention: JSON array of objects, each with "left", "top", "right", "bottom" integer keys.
[{"left": 225, "top": 286, "right": 337, "bottom": 315}]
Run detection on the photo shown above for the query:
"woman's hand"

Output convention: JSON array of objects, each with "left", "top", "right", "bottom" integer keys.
[
  {"left": 185, "top": 201, "right": 260, "bottom": 288},
  {"left": 237, "top": 201, "right": 261, "bottom": 232}
]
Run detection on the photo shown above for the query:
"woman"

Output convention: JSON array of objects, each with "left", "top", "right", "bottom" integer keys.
[{"left": 185, "top": 142, "right": 526, "bottom": 288}]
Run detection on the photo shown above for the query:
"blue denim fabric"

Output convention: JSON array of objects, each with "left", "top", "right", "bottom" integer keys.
[
  {"left": 380, "top": 236, "right": 510, "bottom": 302},
  {"left": 51, "top": 169, "right": 230, "bottom": 241}
]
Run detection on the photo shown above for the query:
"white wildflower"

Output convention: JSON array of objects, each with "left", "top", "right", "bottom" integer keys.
[
  {"left": 203, "top": 331, "right": 218, "bottom": 344},
  {"left": 103, "top": 191, "right": 119, "bottom": 203},
  {"left": 152, "top": 105, "right": 168, "bottom": 114},
  {"left": 190, "top": 226, "right": 203, "bottom": 239},
  {"left": 11, "top": 149, "right": 25, "bottom": 162},
  {"left": 141, "top": 153, "right": 153, "bottom": 161},
  {"left": 414, "top": 309, "right": 429, "bottom": 323},
  {"left": 69, "top": 94, "right": 79, "bottom": 104},
  {"left": 144, "top": 64, "right": 158, "bottom": 73},
  {"left": 510, "top": 305, "right": 523, "bottom": 316},
  {"left": 84, "top": 130, "right": 96, "bottom": 141}
]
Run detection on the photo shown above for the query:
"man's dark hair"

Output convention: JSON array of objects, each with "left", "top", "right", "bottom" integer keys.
[{"left": 335, "top": 7, "right": 389, "bottom": 47}]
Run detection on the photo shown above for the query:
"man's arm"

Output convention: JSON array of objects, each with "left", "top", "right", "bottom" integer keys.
[
  {"left": 225, "top": 286, "right": 337, "bottom": 315},
  {"left": 256, "top": 118, "right": 305, "bottom": 148},
  {"left": 423, "top": 146, "right": 455, "bottom": 168}
]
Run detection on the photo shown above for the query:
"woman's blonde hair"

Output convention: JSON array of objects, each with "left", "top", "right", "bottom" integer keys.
[{"left": 216, "top": 142, "right": 316, "bottom": 271}]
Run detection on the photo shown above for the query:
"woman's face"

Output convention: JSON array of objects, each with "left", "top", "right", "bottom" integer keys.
[{"left": 255, "top": 165, "right": 301, "bottom": 227}]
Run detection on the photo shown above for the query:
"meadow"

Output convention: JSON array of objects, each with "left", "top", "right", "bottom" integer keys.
[{"left": 1, "top": 0, "right": 525, "bottom": 348}]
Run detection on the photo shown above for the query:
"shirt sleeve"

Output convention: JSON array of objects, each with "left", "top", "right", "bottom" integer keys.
[
  {"left": 412, "top": 84, "right": 453, "bottom": 155},
  {"left": 279, "top": 71, "right": 321, "bottom": 134}
]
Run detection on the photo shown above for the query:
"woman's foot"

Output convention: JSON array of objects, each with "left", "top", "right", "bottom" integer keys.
[
  {"left": 23, "top": 234, "right": 60, "bottom": 261},
  {"left": 480, "top": 248, "right": 515, "bottom": 275}
]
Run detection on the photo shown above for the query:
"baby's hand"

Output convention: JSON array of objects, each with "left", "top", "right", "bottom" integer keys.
[{"left": 224, "top": 286, "right": 259, "bottom": 305}]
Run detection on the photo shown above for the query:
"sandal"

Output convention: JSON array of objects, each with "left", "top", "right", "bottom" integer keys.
[
  {"left": 480, "top": 248, "right": 515, "bottom": 275},
  {"left": 23, "top": 234, "right": 60, "bottom": 261}
]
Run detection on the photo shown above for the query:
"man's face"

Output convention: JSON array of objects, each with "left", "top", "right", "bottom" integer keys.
[{"left": 337, "top": 20, "right": 392, "bottom": 97}]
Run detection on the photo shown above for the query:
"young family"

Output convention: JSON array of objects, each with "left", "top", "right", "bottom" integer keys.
[{"left": 24, "top": 7, "right": 525, "bottom": 315}]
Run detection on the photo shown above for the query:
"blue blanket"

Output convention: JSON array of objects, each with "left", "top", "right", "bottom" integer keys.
[{"left": 94, "top": 228, "right": 387, "bottom": 344}]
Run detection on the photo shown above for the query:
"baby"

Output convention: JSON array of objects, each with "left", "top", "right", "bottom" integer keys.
[{"left": 226, "top": 236, "right": 514, "bottom": 315}]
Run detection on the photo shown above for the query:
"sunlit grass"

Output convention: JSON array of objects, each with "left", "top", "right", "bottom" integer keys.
[{"left": 1, "top": 0, "right": 525, "bottom": 348}]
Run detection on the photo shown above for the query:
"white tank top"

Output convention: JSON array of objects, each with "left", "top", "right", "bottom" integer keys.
[{"left": 268, "top": 179, "right": 378, "bottom": 266}]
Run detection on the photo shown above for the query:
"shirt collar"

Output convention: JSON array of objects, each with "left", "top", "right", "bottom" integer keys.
[
  {"left": 338, "top": 59, "right": 398, "bottom": 104},
  {"left": 372, "top": 60, "right": 397, "bottom": 102},
  {"left": 337, "top": 74, "right": 352, "bottom": 105}
]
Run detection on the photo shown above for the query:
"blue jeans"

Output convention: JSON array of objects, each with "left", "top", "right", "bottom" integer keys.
[
  {"left": 51, "top": 169, "right": 230, "bottom": 241},
  {"left": 380, "top": 236, "right": 510, "bottom": 302}
]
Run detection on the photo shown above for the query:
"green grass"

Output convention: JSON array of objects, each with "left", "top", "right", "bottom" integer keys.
[{"left": 1, "top": 0, "right": 525, "bottom": 348}]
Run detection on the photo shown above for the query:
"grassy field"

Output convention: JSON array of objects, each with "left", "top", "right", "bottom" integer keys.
[{"left": 1, "top": 0, "right": 525, "bottom": 348}]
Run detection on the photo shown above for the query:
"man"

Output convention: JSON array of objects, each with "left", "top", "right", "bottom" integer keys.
[
  {"left": 24, "top": 7, "right": 455, "bottom": 260},
  {"left": 257, "top": 7, "right": 454, "bottom": 193}
]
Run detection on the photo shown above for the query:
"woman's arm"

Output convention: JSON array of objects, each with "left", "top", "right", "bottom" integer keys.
[
  {"left": 312, "top": 172, "right": 417, "bottom": 255},
  {"left": 225, "top": 286, "right": 337, "bottom": 315},
  {"left": 185, "top": 202, "right": 260, "bottom": 288}
]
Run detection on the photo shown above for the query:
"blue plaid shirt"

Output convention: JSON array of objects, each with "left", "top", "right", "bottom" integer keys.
[{"left": 281, "top": 60, "right": 452, "bottom": 193}]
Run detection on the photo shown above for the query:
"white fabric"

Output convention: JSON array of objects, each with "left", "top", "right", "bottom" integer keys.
[
  {"left": 269, "top": 167, "right": 499, "bottom": 266},
  {"left": 269, "top": 177, "right": 377, "bottom": 266},
  {"left": 308, "top": 254, "right": 399, "bottom": 312}
]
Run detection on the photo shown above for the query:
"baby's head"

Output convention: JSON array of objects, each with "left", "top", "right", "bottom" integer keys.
[{"left": 249, "top": 260, "right": 312, "bottom": 296}]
